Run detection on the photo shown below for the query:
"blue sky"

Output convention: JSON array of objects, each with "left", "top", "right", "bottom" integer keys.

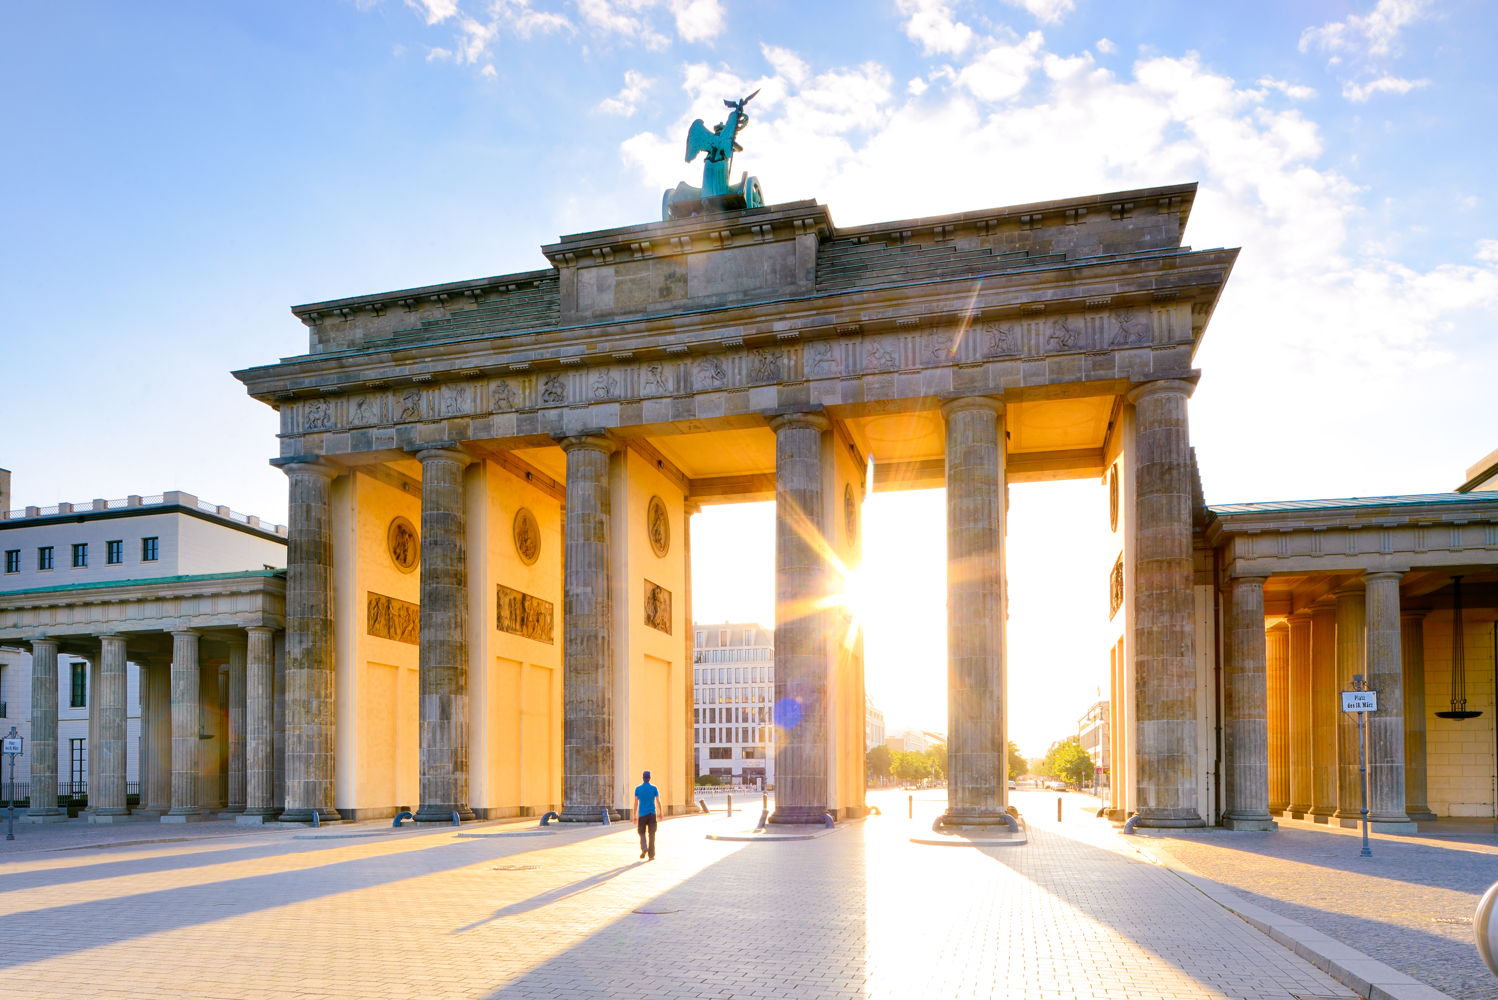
[{"left": 4, "top": 0, "right": 1495, "bottom": 746}]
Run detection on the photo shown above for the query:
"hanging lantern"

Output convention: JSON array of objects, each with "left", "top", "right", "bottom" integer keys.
[{"left": 1436, "top": 576, "right": 1481, "bottom": 721}]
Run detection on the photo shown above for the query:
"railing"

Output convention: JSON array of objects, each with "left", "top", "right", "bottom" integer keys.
[{"left": 2, "top": 492, "right": 286, "bottom": 535}]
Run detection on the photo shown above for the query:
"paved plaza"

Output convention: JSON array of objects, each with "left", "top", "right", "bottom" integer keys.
[{"left": 0, "top": 789, "right": 1475, "bottom": 999}]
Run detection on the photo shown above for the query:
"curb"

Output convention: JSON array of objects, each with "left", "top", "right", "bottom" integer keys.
[{"left": 1138, "top": 842, "right": 1459, "bottom": 1000}]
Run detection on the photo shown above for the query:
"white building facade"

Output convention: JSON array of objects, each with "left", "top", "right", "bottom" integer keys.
[{"left": 693, "top": 622, "right": 775, "bottom": 788}]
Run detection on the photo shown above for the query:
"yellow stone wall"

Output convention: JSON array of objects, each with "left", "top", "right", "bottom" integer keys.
[
  {"left": 1424, "top": 610, "right": 1498, "bottom": 817},
  {"left": 1101, "top": 408, "right": 1137, "bottom": 816},
  {"left": 466, "top": 459, "right": 564, "bottom": 818},
  {"left": 333, "top": 471, "right": 421, "bottom": 818},
  {"left": 825, "top": 425, "right": 867, "bottom": 818},
  {"left": 610, "top": 449, "right": 690, "bottom": 815}
]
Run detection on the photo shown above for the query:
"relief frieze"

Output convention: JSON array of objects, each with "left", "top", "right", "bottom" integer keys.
[
  {"left": 368, "top": 592, "right": 420, "bottom": 644},
  {"left": 644, "top": 579, "right": 672, "bottom": 634},
  {"left": 497, "top": 583, "right": 554, "bottom": 643},
  {"left": 694, "top": 357, "right": 727, "bottom": 390}
]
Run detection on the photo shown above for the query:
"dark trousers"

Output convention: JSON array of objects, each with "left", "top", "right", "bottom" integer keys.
[{"left": 637, "top": 813, "right": 657, "bottom": 857}]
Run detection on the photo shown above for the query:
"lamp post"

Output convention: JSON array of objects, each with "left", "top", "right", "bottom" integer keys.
[
  {"left": 1341, "top": 675, "right": 1376, "bottom": 858},
  {"left": 3, "top": 726, "right": 23, "bottom": 841}
]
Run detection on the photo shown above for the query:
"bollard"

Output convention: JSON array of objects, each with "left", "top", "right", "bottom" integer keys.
[
  {"left": 451, "top": 810, "right": 461, "bottom": 827},
  {"left": 600, "top": 807, "right": 611, "bottom": 826},
  {"left": 908, "top": 794, "right": 913, "bottom": 819},
  {"left": 1476, "top": 880, "right": 1498, "bottom": 976},
  {"left": 727, "top": 794, "right": 733, "bottom": 818},
  {"left": 822, "top": 812, "right": 835, "bottom": 829},
  {"left": 1056, "top": 797, "right": 1062, "bottom": 822},
  {"left": 698, "top": 799, "right": 708, "bottom": 813},
  {"left": 762, "top": 792, "right": 768, "bottom": 811},
  {"left": 392, "top": 810, "right": 413, "bottom": 828},
  {"left": 310, "top": 811, "right": 320, "bottom": 828},
  {"left": 538, "top": 811, "right": 559, "bottom": 826},
  {"left": 755, "top": 809, "right": 768, "bottom": 831}
]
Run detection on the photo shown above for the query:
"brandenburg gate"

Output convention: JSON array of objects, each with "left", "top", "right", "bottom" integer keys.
[{"left": 235, "top": 125, "right": 1235, "bottom": 826}]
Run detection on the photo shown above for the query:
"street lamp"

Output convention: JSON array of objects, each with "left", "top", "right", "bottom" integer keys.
[{"left": 2, "top": 726, "right": 23, "bottom": 841}]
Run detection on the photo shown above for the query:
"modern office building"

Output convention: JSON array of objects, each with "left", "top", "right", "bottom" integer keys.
[
  {"left": 865, "top": 695, "right": 885, "bottom": 751},
  {"left": 693, "top": 622, "right": 774, "bottom": 787},
  {"left": 1077, "top": 699, "right": 1110, "bottom": 785}
]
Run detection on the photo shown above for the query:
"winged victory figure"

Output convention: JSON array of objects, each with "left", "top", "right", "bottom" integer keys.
[{"left": 661, "top": 91, "right": 766, "bottom": 220}]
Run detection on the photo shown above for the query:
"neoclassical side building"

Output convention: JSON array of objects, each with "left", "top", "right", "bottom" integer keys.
[{"left": 234, "top": 182, "right": 1236, "bottom": 827}]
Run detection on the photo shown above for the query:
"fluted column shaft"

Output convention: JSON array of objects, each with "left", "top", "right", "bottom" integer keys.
[
  {"left": 280, "top": 459, "right": 340, "bottom": 823},
  {"left": 769, "top": 412, "right": 831, "bottom": 825},
  {"left": 1223, "top": 577, "right": 1272, "bottom": 827},
  {"left": 144, "top": 663, "right": 172, "bottom": 813},
  {"left": 167, "top": 630, "right": 201, "bottom": 817},
  {"left": 1309, "top": 602, "right": 1338, "bottom": 819},
  {"left": 92, "top": 634, "right": 129, "bottom": 817},
  {"left": 1401, "top": 611, "right": 1434, "bottom": 820},
  {"left": 26, "top": 638, "right": 64, "bottom": 820},
  {"left": 1333, "top": 585, "right": 1366, "bottom": 821},
  {"left": 1128, "top": 380, "right": 1202, "bottom": 827},
  {"left": 561, "top": 435, "right": 617, "bottom": 820},
  {"left": 226, "top": 640, "right": 247, "bottom": 812},
  {"left": 1286, "top": 612, "right": 1313, "bottom": 816},
  {"left": 1365, "top": 571, "right": 1410, "bottom": 826},
  {"left": 414, "top": 446, "right": 475, "bottom": 822},
  {"left": 245, "top": 627, "right": 277, "bottom": 816},
  {"left": 940, "top": 397, "right": 1008, "bottom": 826},
  {"left": 1267, "top": 622, "right": 1290, "bottom": 814}
]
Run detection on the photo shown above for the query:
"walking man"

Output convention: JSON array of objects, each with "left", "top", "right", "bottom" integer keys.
[{"left": 634, "top": 770, "right": 659, "bottom": 860}]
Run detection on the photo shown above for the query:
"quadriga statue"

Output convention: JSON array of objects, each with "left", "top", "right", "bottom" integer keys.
[{"left": 661, "top": 91, "right": 766, "bottom": 220}]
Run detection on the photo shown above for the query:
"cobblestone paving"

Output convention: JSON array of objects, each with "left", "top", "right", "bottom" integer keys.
[
  {"left": 0, "top": 792, "right": 1355, "bottom": 999},
  {"left": 1141, "top": 818, "right": 1498, "bottom": 1000}
]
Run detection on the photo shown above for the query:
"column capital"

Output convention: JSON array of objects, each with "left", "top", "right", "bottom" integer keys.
[
  {"left": 1363, "top": 570, "right": 1405, "bottom": 584},
  {"left": 29, "top": 635, "right": 57, "bottom": 649},
  {"left": 558, "top": 433, "right": 617, "bottom": 455},
  {"left": 1333, "top": 581, "right": 1365, "bottom": 597},
  {"left": 940, "top": 395, "right": 1004, "bottom": 419},
  {"left": 768, "top": 411, "right": 829, "bottom": 434},
  {"left": 244, "top": 624, "right": 277, "bottom": 637},
  {"left": 1399, "top": 608, "right": 1430, "bottom": 623},
  {"left": 412, "top": 444, "right": 473, "bottom": 467},
  {"left": 272, "top": 456, "right": 339, "bottom": 479},
  {"left": 1266, "top": 619, "right": 1289, "bottom": 634},
  {"left": 1229, "top": 574, "right": 1268, "bottom": 587},
  {"left": 169, "top": 628, "right": 201, "bottom": 640},
  {"left": 1287, "top": 608, "right": 1313, "bottom": 624},
  {"left": 1126, "top": 378, "right": 1196, "bottom": 405}
]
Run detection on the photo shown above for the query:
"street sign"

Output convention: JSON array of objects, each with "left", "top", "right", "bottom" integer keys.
[
  {"left": 1, "top": 738, "right": 19, "bottom": 755},
  {"left": 1341, "top": 690, "right": 1378, "bottom": 713}
]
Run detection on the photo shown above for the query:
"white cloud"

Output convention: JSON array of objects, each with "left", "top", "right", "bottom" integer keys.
[
  {"left": 492, "top": 0, "right": 573, "bottom": 37},
  {"left": 598, "top": 69, "right": 654, "bottom": 116},
  {"left": 1257, "top": 76, "right": 1316, "bottom": 100},
  {"left": 1341, "top": 74, "right": 1428, "bottom": 101},
  {"left": 1095, "top": 37, "right": 1116, "bottom": 55},
  {"left": 1300, "top": 0, "right": 1430, "bottom": 59},
  {"left": 897, "top": 0, "right": 974, "bottom": 56},
  {"left": 481, "top": 63, "right": 498, "bottom": 78},
  {"left": 576, "top": 0, "right": 670, "bottom": 48},
  {"left": 957, "top": 31, "right": 1044, "bottom": 102},
  {"left": 1002, "top": 0, "right": 1075, "bottom": 25},
  {"left": 667, "top": 0, "right": 724, "bottom": 42},
  {"left": 1477, "top": 239, "right": 1498, "bottom": 263},
  {"left": 406, "top": 0, "right": 458, "bottom": 24}
]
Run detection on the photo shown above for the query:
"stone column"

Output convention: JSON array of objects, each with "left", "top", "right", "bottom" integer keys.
[
  {"left": 1223, "top": 576, "right": 1273, "bottom": 829},
  {"left": 1401, "top": 610, "right": 1435, "bottom": 820},
  {"left": 414, "top": 446, "right": 475, "bottom": 823},
  {"left": 1286, "top": 611, "right": 1313, "bottom": 817},
  {"left": 226, "top": 639, "right": 247, "bottom": 813},
  {"left": 681, "top": 502, "right": 699, "bottom": 815},
  {"left": 91, "top": 634, "right": 129, "bottom": 820},
  {"left": 199, "top": 662, "right": 225, "bottom": 811},
  {"left": 144, "top": 661, "right": 172, "bottom": 813},
  {"left": 1266, "top": 622, "right": 1290, "bottom": 814},
  {"left": 560, "top": 435, "right": 618, "bottom": 821},
  {"left": 244, "top": 626, "right": 277, "bottom": 817},
  {"left": 1127, "top": 379, "right": 1202, "bottom": 827},
  {"left": 1365, "top": 571, "right": 1414, "bottom": 830},
  {"left": 768, "top": 412, "right": 832, "bottom": 825},
  {"left": 1333, "top": 584, "right": 1366, "bottom": 824},
  {"left": 24, "top": 638, "right": 65, "bottom": 822},
  {"left": 1309, "top": 601, "right": 1338, "bottom": 820},
  {"left": 87, "top": 659, "right": 100, "bottom": 804},
  {"left": 940, "top": 397, "right": 1009, "bottom": 827},
  {"left": 136, "top": 656, "right": 154, "bottom": 811},
  {"left": 165, "top": 629, "right": 202, "bottom": 820},
  {"left": 278, "top": 458, "right": 341, "bottom": 824}
]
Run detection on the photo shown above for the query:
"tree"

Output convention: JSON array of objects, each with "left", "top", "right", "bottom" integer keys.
[
  {"left": 866, "top": 744, "right": 892, "bottom": 784},
  {"left": 924, "top": 744, "right": 947, "bottom": 780},
  {"left": 1007, "top": 741, "right": 1027, "bottom": 778},
  {"left": 890, "top": 750, "right": 932, "bottom": 784},
  {"left": 1040, "top": 738, "right": 1095, "bottom": 786}
]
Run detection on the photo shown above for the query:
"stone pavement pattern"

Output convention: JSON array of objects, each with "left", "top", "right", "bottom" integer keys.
[
  {"left": 1143, "top": 819, "right": 1498, "bottom": 1000},
  {"left": 0, "top": 791, "right": 1355, "bottom": 999}
]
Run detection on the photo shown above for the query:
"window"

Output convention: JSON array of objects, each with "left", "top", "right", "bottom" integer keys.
[
  {"left": 695, "top": 631, "right": 703, "bottom": 648},
  {"left": 743, "top": 629, "right": 753, "bottom": 645},
  {"left": 718, "top": 630, "right": 727, "bottom": 646},
  {"left": 37, "top": 546, "right": 54, "bottom": 570},
  {"left": 141, "top": 536, "right": 159, "bottom": 561},
  {"left": 106, "top": 540, "right": 123, "bottom": 564},
  {"left": 72, "top": 543, "right": 88, "bottom": 568},
  {"left": 742, "top": 746, "right": 763, "bottom": 759},
  {"left": 70, "top": 662, "right": 87, "bottom": 708},
  {"left": 70, "top": 739, "right": 87, "bottom": 791},
  {"left": 3, "top": 550, "right": 17, "bottom": 573},
  {"left": 708, "top": 747, "right": 732, "bottom": 759}
]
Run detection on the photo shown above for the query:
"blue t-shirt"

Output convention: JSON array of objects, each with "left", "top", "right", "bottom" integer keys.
[{"left": 634, "top": 782, "right": 660, "bottom": 816}]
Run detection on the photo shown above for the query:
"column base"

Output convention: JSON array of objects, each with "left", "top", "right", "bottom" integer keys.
[
  {"left": 87, "top": 811, "right": 134, "bottom": 824},
  {"left": 276, "top": 807, "right": 341, "bottom": 825},
  {"left": 1369, "top": 816, "right": 1417, "bottom": 834},
  {"left": 21, "top": 811, "right": 69, "bottom": 824},
  {"left": 559, "top": 807, "right": 621, "bottom": 823},
  {"left": 413, "top": 805, "right": 476, "bottom": 823},
  {"left": 234, "top": 813, "right": 275, "bottom": 826},
  {"left": 768, "top": 806, "right": 831, "bottom": 825},
  {"left": 938, "top": 808, "right": 1018, "bottom": 829},
  {"left": 1221, "top": 814, "right": 1277, "bottom": 831},
  {"left": 160, "top": 812, "right": 216, "bottom": 824},
  {"left": 1286, "top": 804, "right": 1311, "bottom": 819},
  {"left": 1130, "top": 810, "right": 1205, "bottom": 829},
  {"left": 1407, "top": 808, "right": 1437, "bottom": 821}
]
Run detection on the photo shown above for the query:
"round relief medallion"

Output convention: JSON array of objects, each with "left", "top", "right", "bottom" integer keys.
[
  {"left": 512, "top": 507, "right": 540, "bottom": 566},
  {"left": 387, "top": 516, "right": 419, "bottom": 573},
  {"left": 844, "top": 484, "right": 857, "bottom": 542},
  {"left": 647, "top": 495, "right": 670, "bottom": 558},
  {"left": 1108, "top": 466, "right": 1119, "bottom": 532}
]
